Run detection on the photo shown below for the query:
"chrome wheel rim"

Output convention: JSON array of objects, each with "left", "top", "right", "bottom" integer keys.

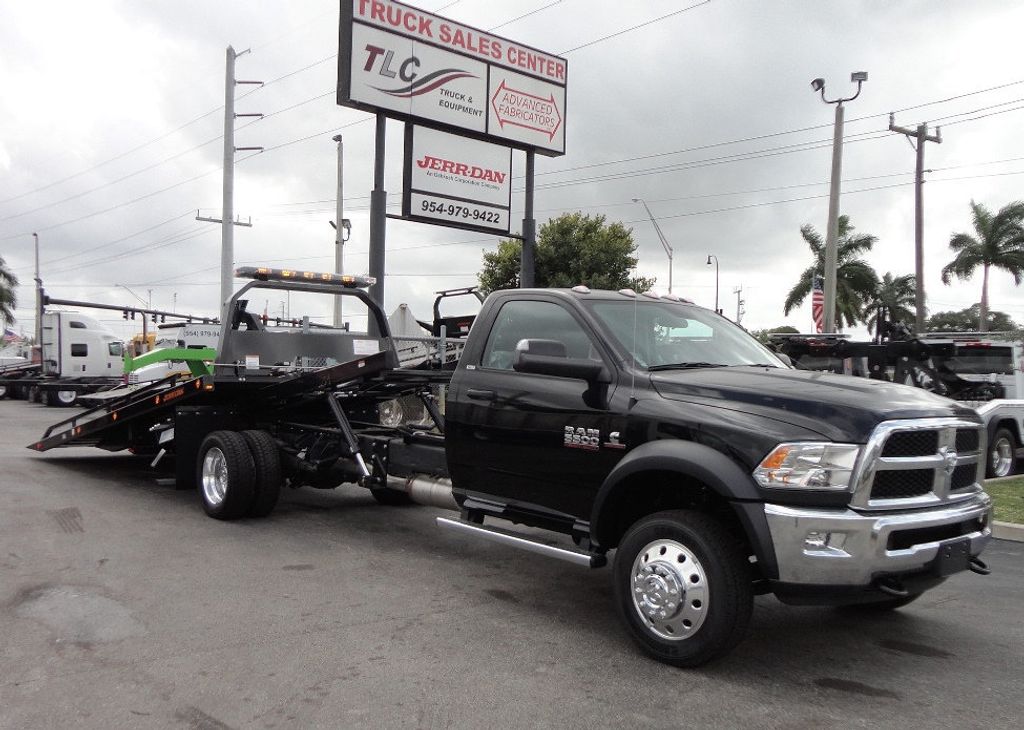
[
  {"left": 991, "top": 437, "right": 1014, "bottom": 477},
  {"left": 201, "top": 447, "right": 229, "bottom": 506},
  {"left": 57, "top": 390, "right": 77, "bottom": 404},
  {"left": 630, "top": 539, "right": 709, "bottom": 641}
]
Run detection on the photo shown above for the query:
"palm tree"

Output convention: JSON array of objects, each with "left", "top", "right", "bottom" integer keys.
[
  {"left": 0, "top": 255, "right": 18, "bottom": 327},
  {"left": 784, "top": 215, "right": 879, "bottom": 330},
  {"left": 941, "top": 200, "right": 1024, "bottom": 332},
  {"left": 867, "top": 272, "right": 916, "bottom": 338}
]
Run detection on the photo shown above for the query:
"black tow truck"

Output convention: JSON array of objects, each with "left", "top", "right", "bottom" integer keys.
[{"left": 30, "top": 267, "right": 994, "bottom": 666}]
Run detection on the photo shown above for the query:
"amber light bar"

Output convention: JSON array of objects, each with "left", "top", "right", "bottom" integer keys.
[{"left": 235, "top": 267, "right": 376, "bottom": 288}]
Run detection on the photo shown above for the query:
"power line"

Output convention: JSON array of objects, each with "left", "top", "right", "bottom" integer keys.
[
  {"left": 487, "top": 1, "right": 563, "bottom": 32},
  {"left": 943, "top": 103, "right": 1024, "bottom": 127},
  {"left": 0, "top": 105, "right": 223, "bottom": 207},
  {"left": 0, "top": 134, "right": 223, "bottom": 223},
  {"left": 0, "top": 165, "right": 221, "bottom": 242},
  {"left": 559, "top": 1, "right": 713, "bottom": 54}
]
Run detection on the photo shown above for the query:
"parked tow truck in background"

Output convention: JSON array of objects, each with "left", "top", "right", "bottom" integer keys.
[{"left": 771, "top": 330, "right": 1024, "bottom": 477}]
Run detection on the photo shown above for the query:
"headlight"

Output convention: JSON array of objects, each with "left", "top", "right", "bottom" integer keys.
[{"left": 753, "top": 442, "right": 861, "bottom": 491}]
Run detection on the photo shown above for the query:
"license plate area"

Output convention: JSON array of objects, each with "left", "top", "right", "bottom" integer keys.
[{"left": 932, "top": 537, "right": 971, "bottom": 577}]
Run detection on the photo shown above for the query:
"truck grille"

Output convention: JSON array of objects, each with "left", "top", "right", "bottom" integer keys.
[{"left": 853, "top": 418, "right": 984, "bottom": 509}]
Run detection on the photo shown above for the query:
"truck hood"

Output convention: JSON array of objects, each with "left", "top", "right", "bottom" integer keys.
[{"left": 650, "top": 366, "right": 979, "bottom": 442}]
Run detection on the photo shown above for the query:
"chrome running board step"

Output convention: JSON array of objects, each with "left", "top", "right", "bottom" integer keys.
[{"left": 436, "top": 517, "right": 606, "bottom": 568}]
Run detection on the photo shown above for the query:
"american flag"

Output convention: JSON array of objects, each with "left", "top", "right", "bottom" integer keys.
[
  {"left": 811, "top": 276, "right": 824, "bottom": 333},
  {"left": 3, "top": 328, "right": 22, "bottom": 344}
]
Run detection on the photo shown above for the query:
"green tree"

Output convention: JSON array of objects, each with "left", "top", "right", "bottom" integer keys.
[
  {"left": 941, "top": 199, "right": 1024, "bottom": 332},
  {"left": 0, "top": 255, "right": 18, "bottom": 326},
  {"left": 749, "top": 326, "right": 799, "bottom": 346},
  {"left": 926, "top": 304, "right": 1017, "bottom": 333},
  {"left": 783, "top": 215, "right": 879, "bottom": 330},
  {"left": 866, "top": 272, "right": 916, "bottom": 337},
  {"left": 478, "top": 212, "right": 655, "bottom": 294}
]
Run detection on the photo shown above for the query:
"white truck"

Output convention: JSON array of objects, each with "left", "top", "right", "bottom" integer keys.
[{"left": 0, "top": 311, "right": 125, "bottom": 406}]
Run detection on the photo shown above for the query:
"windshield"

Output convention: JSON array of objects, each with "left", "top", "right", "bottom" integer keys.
[{"left": 586, "top": 299, "right": 785, "bottom": 369}]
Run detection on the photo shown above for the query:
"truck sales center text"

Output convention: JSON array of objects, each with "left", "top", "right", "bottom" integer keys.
[{"left": 357, "top": 0, "right": 566, "bottom": 82}]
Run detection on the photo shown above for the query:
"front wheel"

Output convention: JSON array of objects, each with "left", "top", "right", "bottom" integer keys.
[
  {"left": 987, "top": 427, "right": 1018, "bottom": 478},
  {"left": 613, "top": 510, "right": 753, "bottom": 667},
  {"left": 197, "top": 431, "right": 256, "bottom": 519}
]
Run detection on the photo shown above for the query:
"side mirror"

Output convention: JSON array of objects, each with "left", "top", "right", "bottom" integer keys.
[{"left": 512, "top": 339, "right": 610, "bottom": 384}]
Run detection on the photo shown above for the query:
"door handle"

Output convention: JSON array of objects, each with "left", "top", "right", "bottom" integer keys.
[{"left": 467, "top": 388, "right": 496, "bottom": 401}]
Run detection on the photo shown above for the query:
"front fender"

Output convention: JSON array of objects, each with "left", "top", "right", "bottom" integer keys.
[
  {"left": 593, "top": 440, "right": 761, "bottom": 522},
  {"left": 589, "top": 440, "right": 779, "bottom": 578}
]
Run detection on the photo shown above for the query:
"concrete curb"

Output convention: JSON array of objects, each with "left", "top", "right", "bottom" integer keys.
[{"left": 993, "top": 521, "right": 1024, "bottom": 543}]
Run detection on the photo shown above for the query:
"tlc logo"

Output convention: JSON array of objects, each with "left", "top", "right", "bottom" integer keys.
[{"left": 363, "top": 44, "right": 419, "bottom": 81}]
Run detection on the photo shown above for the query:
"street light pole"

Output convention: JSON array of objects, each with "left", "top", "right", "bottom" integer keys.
[
  {"left": 811, "top": 71, "right": 867, "bottom": 333},
  {"left": 632, "top": 198, "right": 673, "bottom": 293},
  {"left": 32, "top": 233, "right": 42, "bottom": 358},
  {"left": 332, "top": 134, "right": 345, "bottom": 327},
  {"left": 706, "top": 254, "right": 719, "bottom": 313}
]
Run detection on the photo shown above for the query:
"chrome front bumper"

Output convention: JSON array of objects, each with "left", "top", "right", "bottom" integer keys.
[{"left": 763, "top": 493, "right": 993, "bottom": 585}]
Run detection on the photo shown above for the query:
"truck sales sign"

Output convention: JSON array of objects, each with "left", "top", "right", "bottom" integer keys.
[
  {"left": 403, "top": 125, "right": 512, "bottom": 234},
  {"left": 338, "top": 0, "right": 567, "bottom": 156}
]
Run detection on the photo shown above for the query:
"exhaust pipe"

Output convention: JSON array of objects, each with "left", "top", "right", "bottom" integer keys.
[{"left": 386, "top": 474, "right": 458, "bottom": 510}]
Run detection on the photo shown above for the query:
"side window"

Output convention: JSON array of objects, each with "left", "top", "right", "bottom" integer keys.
[
  {"left": 71, "top": 344, "right": 88, "bottom": 357},
  {"left": 69, "top": 321, "right": 87, "bottom": 329},
  {"left": 108, "top": 342, "right": 123, "bottom": 357},
  {"left": 481, "top": 300, "right": 600, "bottom": 371}
]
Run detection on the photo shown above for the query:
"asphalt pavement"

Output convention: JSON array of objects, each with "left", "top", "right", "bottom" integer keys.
[{"left": 1, "top": 399, "right": 1022, "bottom": 729}]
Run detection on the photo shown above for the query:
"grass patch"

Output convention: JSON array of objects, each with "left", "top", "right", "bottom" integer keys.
[{"left": 985, "top": 476, "right": 1024, "bottom": 524}]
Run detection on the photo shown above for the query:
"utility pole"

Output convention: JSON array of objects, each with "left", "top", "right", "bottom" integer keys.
[
  {"left": 368, "top": 113, "right": 387, "bottom": 330},
  {"left": 32, "top": 233, "right": 41, "bottom": 358},
  {"left": 332, "top": 134, "right": 348, "bottom": 328},
  {"left": 522, "top": 150, "right": 536, "bottom": 288},
  {"left": 207, "top": 46, "right": 262, "bottom": 318},
  {"left": 811, "top": 72, "right": 867, "bottom": 333},
  {"left": 889, "top": 114, "right": 942, "bottom": 333},
  {"left": 733, "top": 285, "right": 745, "bottom": 325}
]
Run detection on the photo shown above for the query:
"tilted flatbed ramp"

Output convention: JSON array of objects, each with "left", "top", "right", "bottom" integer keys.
[
  {"left": 28, "top": 373, "right": 211, "bottom": 452},
  {"left": 27, "top": 351, "right": 409, "bottom": 453}
]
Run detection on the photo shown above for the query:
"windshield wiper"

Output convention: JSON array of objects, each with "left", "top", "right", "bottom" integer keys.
[{"left": 648, "top": 362, "right": 728, "bottom": 371}]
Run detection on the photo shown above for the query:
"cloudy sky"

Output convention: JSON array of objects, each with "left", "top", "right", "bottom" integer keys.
[{"left": 2, "top": 0, "right": 1023, "bottom": 341}]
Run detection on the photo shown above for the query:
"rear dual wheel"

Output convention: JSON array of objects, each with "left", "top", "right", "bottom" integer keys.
[{"left": 197, "top": 430, "right": 281, "bottom": 519}]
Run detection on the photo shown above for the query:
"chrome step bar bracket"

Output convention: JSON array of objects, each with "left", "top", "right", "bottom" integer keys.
[{"left": 436, "top": 517, "right": 606, "bottom": 568}]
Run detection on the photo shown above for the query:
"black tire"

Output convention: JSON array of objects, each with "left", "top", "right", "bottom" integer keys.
[
  {"left": 613, "top": 510, "right": 753, "bottom": 667},
  {"left": 196, "top": 430, "right": 256, "bottom": 520},
  {"left": 842, "top": 593, "right": 923, "bottom": 611},
  {"left": 54, "top": 389, "right": 78, "bottom": 407},
  {"left": 987, "top": 427, "right": 1018, "bottom": 478},
  {"left": 241, "top": 430, "right": 282, "bottom": 517},
  {"left": 39, "top": 389, "right": 51, "bottom": 406},
  {"left": 28, "top": 385, "right": 41, "bottom": 403}
]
